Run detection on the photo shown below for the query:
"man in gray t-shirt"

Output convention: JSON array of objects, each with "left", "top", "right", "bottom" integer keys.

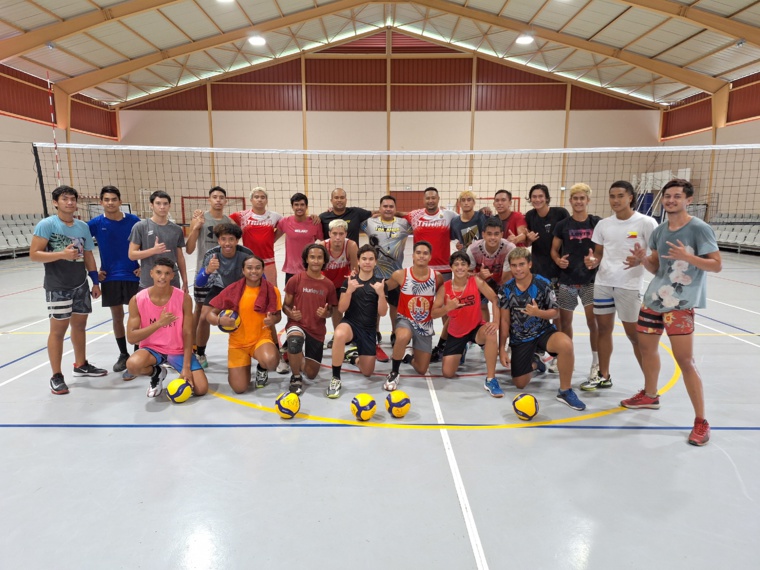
[{"left": 128, "top": 191, "right": 187, "bottom": 290}]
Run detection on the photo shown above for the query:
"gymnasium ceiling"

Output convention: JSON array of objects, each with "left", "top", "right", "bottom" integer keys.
[{"left": 0, "top": 0, "right": 759, "bottom": 107}]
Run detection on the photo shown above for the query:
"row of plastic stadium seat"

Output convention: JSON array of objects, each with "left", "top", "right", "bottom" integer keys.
[
  {"left": 0, "top": 214, "right": 43, "bottom": 257},
  {"left": 711, "top": 212, "right": 760, "bottom": 223}
]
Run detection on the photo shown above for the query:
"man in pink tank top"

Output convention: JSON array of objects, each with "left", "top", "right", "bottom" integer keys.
[
  {"left": 431, "top": 251, "right": 502, "bottom": 397},
  {"left": 126, "top": 258, "right": 208, "bottom": 398}
]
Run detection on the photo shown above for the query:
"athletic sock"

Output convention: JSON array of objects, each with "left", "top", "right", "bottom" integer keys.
[
  {"left": 196, "top": 345, "right": 206, "bottom": 357},
  {"left": 115, "top": 336, "right": 128, "bottom": 355},
  {"left": 392, "top": 359, "right": 402, "bottom": 374},
  {"left": 332, "top": 365, "right": 342, "bottom": 379},
  {"left": 592, "top": 351, "right": 599, "bottom": 366}
]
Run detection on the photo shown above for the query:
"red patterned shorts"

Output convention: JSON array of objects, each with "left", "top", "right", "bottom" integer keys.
[{"left": 636, "top": 306, "right": 695, "bottom": 336}]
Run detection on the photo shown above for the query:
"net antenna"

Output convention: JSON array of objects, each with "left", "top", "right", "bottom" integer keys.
[{"left": 45, "top": 72, "right": 61, "bottom": 187}]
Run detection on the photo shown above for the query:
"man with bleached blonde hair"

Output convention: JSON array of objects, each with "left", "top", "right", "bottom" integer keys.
[
  {"left": 551, "top": 183, "right": 602, "bottom": 381},
  {"left": 450, "top": 189, "right": 487, "bottom": 251}
]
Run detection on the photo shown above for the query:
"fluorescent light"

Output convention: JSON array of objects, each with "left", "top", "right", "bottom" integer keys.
[
  {"left": 515, "top": 33, "right": 534, "bottom": 45},
  {"left": 248, "top": 35, "right": 266, "bottom": 46}
]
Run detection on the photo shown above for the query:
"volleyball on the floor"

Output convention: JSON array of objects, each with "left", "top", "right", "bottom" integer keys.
[
  {"left": 166, "top": 378, "right": 193, "bottom": 403},
  {"left": 218, "top": 309, "right": 241, "bottom": 333},
  {"left": 512, "top": 393, "right": 539, "bottom": 421},
  {"left": 275, "top": 392, "right": 300, "bottom": 419},
  {"left": 385, "top": 390, "right": 411, "bottom": 418},
  {"left": 351, "top": 393, "right": 377, "bottom": 421}
]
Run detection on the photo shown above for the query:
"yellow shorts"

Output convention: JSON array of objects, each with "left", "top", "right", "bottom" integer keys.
[{"left": 228, "top": 336, "right": 275, "bottom": 368}]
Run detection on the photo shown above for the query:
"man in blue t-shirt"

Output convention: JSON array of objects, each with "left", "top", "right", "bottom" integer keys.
[
  {"left": 620, "top": 179, "right": 722, "bottom": 447},
  {"left": 31, "top": 185, "right": 107, "bottom": 395},
  {"left": 88, "top": 185, "right": 141, "bottom": 378},
  {"left": 497, "top": 247, "right": 586, "bottom": 412}
]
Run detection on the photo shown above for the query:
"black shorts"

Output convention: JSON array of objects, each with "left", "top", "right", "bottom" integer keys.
[
  {"left": 341, "top": 320, "right": 376, "bottom": 356},
  {"left": 100, "top": 280, "right": 139, "bottom": 307},
  {"left": 286, "top": 326, "right": 324, "bottom": 363},
  {"left": 510, "top": 330, "right": 557, "bottom": 377},
  {"left": 202, "top": 285, "right": 224, "bottom": 306},
  {"left": 45, "top": 281, "right": 92, "bottom": 320},
  {"left": 443, "top": 325, "right": 483, "bottom": 357},
  {"left": 194, "top": 285, "right": 211, "bottom": 304},
  {"left": 386, "top": 286, "right": 400, "bottom": 307}
]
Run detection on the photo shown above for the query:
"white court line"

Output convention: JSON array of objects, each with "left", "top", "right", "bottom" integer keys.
[
  {"left": 426, "top": 376, "right": 489, "bottom": 570},
  {"left": 705, "top": 298, "right": 760, "bottom": 317},
  {"left": 2, "top": 296, "right": 103, "bottom": 333},
  {"left": 695, "top": 321, "right": 760, "bottom": 349},
  {"left": 0, "top": 329, "right": 111, "bottom": 388}
]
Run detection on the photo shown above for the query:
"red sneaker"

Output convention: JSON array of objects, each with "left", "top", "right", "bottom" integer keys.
[
  {"left": 620, "top": 390, "right": 660, "bottom": 409},
  {"left": 688, "top": 419, "right": 710, "bottom": 446}
]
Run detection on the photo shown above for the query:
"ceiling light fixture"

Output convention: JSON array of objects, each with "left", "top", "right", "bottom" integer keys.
[
  {"left": 515, "top": 32, "right": 534, "bottom": 45},
  {"left": 248, "top": 35, "right": 266, "bottom": 46}
]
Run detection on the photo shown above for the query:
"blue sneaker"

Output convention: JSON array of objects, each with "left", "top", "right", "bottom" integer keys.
[
  {"left": 484, "top": 377, "right": 504, "bottom": 398},
  {"left": 556, "top": 388, "right": 586, "bottom": 411},
  {"left": 532, "top": 353, "right": 546, "bottom": 374}
]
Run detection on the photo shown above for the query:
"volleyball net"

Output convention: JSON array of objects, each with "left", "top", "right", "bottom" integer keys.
[{"left": 31, "top": 143, "right": 760, "bottom": 224}]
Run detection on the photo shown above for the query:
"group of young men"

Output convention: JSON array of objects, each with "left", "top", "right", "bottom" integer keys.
[{"left": 30, "top": 178, "right": 720, "bottom": 446}]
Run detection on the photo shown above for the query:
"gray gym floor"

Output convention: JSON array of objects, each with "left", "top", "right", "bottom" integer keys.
[{"left": 1, "top": 241, "right": 758, "bottom": 570}]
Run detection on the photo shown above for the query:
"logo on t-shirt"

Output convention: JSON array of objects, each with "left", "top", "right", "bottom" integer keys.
[{"left": 408, "top": 297, "right": 430, "bottom": 321}]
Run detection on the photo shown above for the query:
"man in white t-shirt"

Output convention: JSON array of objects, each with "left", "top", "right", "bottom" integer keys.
[{"left": 581, "top": 180, "right": 657, "bottom": 391}]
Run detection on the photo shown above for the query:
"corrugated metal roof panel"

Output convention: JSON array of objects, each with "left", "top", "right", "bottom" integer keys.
[
  {"left": 56, "top": 34, "right": 127, "bottom": 68},
  {"left": 477, "top": 58, "right": 560, "bottom": 83},
  {"left": 24, "top": 45, "right": 98, "bottom": 77},
  {"left": 732, "top": 71, "right": 760, "bottom": 88},
  {"left": 392, "top": 32, "right": 460, "bottom": 53},
  {"left": 34, "top": 0, "right": 96, "bottom": 20},
  {"left": 212, "top": 83, "right": 302, "bottom": 110},
  {"left": 422, "top": 12, "right": 460, "bottom": 40},
  {"left": 307, "top": 85, "right": 385, "bottom": 111},
  {"left": 560, "top": 0, "right": 628, "bottom": 38},
  {"left": 498, "top": 0, "right": 543, "bottom": 21},
  {"left": 0, "top": 2, "right": 56, "bottom": 31},
  {"left": 692, "top": 44, "right": 760, "bottom": 78},
  {"left": 627, "top": 19, "right": 703, "bottom": 58},
  {"left": 81, "top": 85, "right": 125, "bottom": 104},
  {"left": 160, "top": 3, "right": 222, "bottom": 41},
  {"left": 198, "top": 0, "right": 262, "bottom": 32},
  {"left": 592, "top": 10, "right": 668, "bottom": 50},
  {"left": 3, "top": 57, "right": 68, "bottom": 83},
  {"left": 322, "top": 32, "right": 387, "bottom": 54},
  {"left": 696, "top": 0, "right": 756, "bottom": 17},
  {"left": 658, "top": 31, "right": 732, "bottom": 66},
  {"left": 222, "top": 59, "right": 300, "bottom": 83},
  {"left": 128, "top": 85, "right": 207, "bottom": 110},
  {"left": 306, "top": 59, "right": 386, "bottom": 83},
  {"left": 0, "top": 63, "right": 48, "bottom": 88},
  {"left": 87, "top": 21, "right": 156, "bottom": 60},
  {"left": 531, "top": 0, "right": 587, "bottom": 30},
  {"left": 293, "top": 18, "right": 330, "bottom": 44},
  {"left": 735, "top": 4, "right": 760, "bottom": 27},
  {"left": 121, "top": 11, "right": 190, "bottom": 50}
]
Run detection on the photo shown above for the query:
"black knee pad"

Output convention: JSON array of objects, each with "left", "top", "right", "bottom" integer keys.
[{"left": 287, "top": 335, "right": 305, "bottom": 354}]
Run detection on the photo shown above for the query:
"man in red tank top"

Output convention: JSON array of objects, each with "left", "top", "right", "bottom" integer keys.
[
  {"left": 431, "top": 251, "right": 503, "bottom": 397},
  {"left": 126, "top": 258, "right": 208, "bottom": 399}
]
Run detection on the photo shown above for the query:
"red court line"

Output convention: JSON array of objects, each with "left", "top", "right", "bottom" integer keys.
[{"left": 0, "top": 286, "right": 43, "bottom": 298}]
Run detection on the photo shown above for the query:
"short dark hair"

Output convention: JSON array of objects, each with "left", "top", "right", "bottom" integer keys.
[
  {"left": 483, "top": 216, "right": 503, "bottom": 232},
  {"left": 302, "top": 243, "right": 328, "bottom": 270},
  {"left": 150, "top": 190, "right": 171, "bottom": 204},
  {"left": 99, "top": 185, "right": 121, "bottom": 200},
  {"left": 52, "top": 185, "right": 78, "bottom": 202},
  {"left": 413, "top": 240, "right": 433, "bottom": 254},
  {"left": 609, "top": 180, "right": 635, "bottom": 207},
  {"left": 662, "top": 178, "right": 694, "bottom": 198},
  {"left": 449, "top": 251, "right": 470, "bottom": 266},
  {"left": 153, "top": 257, "right": 175, "bottom": 270},
  {"left": 424, "top": 187, "right": 439, "bottom": 195},
  {"left": 214, "top": 223, "right": 242, "bottom": 239},
  {"left": 495, "top": 189, "right": 512, "bottom": 200},
  {"left": 242, "top": 254, "right": 265, "bottom": 269},
  {"left": 290, "top": 192, "right": 308, "bottom": 206},
  {"left": 529, "top": 183, "right": 550, "bottom": 203},
  {"left": 379, "top": 195, "right": 396, "bottom": 205},
  {"left": 209, "top": 186, "right": 227, "bottom": 196},
  {"left": 357, "top": 244, "right": 377, "bottom": 260}
]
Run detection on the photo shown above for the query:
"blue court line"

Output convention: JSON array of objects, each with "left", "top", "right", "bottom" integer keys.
[
  {"left": 698, "top": 313, "right": 757, "bottom": 335},
  {"left": 0, "top": 317, "right": 113, "bottom": 370},
  {"left": 0, "top": 423, "right": 758, "bottom": 430}
]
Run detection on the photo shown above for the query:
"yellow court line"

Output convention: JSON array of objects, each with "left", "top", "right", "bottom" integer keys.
[{"left": 211, "top": 342, "right": 681, "bottom": 431}]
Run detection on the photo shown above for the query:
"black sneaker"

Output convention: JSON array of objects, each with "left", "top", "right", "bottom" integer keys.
[
  {"left": 376, "top": 331, "right": 382, "bottom": 344},
  {"left": 73, "top": 361, "right": 107, "bottom": 377},
  {"left": 147, "top": 365, "right": 167, "bottom": 398},
  {"left": 430, "top": 344, "right": 444, "bottom": 363},
  {"left": 289, "top": 374, "right": 303, "bottom": 395},
  {"left": 113, "top": 353, "right": 129, "bottom": 372},
  {"left": 50, "top": 373, "right": 69, "bottom": 395}
]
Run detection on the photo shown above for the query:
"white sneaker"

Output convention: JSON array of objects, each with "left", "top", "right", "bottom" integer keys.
[
  {"left": 147, "top": 365, "right": 166, "bottom": 398},
  {"left": 547, "top": 357, "right": 559, "bottom": 374},
  {"left": 276, "top": 357, "right": 290, "bottom": 374},
  {"left": 383, "top": 371, "right": 400, "bottom": 391},
  {"left": 588, "top": 363, "right": 600, "bottom": 381}
]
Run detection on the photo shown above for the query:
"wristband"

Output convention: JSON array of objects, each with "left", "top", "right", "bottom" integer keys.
[{"left": 89, "top": 271, "right": 100, "bottom": 286}]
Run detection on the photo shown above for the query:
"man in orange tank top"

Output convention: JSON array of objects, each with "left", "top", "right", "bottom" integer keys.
[
  {"left": 431, "top": 251, "right": 502, "bottom": 397},
  {"left": 126, "top": 258, "right": 208, "bottom": 399}
]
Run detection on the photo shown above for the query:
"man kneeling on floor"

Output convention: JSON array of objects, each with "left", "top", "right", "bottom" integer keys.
[
  {"left": 497, "top": 247, "right": 585, "bottom": 411},
  {"left": 126, "top": 257, "right": 208, "bottom": 398}
]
